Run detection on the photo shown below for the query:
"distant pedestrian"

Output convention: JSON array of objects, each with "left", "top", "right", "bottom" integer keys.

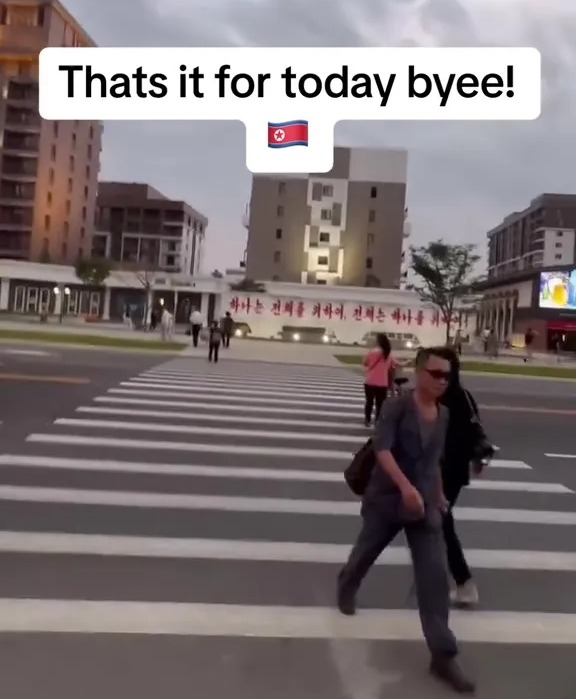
[
  {"left": 362, "top": 333, "right": 397, "bottom": 427},
  {"left": 221, "top": 311, "right": 234, "bottom": 348},
  {"left": 189, "top": 307, "right": 203, "bottom": 347},
  {"left": 485, "top": 329, "right": 498, "bottom": 359},
  {"left": 523, "top": 327, "right": 535, "bottom": 362},
  {"left": 208, "top": 321, "right": 222, "bottom": 362},
  {"left": 149, "top": 309, "right": 158, "bottom": 331},
  {"left": 160, "top": 307, "right": 173, "bottom": 341}
]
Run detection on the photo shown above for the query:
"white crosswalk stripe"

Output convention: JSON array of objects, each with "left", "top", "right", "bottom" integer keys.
[{"left": 0, "top": 355, "right": 575, "bottom": 649}]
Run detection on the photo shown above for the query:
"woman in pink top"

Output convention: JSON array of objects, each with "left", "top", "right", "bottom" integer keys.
[{"left": 363, "top": 333, "right": 397, "bottom": 426}]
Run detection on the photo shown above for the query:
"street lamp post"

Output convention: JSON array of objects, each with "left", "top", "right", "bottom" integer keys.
[{"left": 53, "top": 285, "right": 70, "bottom": 324}]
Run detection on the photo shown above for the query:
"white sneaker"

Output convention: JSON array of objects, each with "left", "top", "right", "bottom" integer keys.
[{"left": 450, "top": 580, "right": 479, "bottom": 607}]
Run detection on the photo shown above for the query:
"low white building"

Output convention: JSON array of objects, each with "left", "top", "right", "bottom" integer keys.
[{"left": 0, "top": 261, "right": 474, "bottom": 345}]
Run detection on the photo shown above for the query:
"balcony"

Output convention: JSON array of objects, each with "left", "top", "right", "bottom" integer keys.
[
  {"left": 4, "top": 107, "right": 40, "bottom": 132},
  {"left": 0, "top": 206, "right": 33, "bottom": 229},
  {"left": 0, "top": 230, "right": 29, "bottom": 258},
  {"left": 1, "top": 156, "right": 37, "bottom": 180},
  {"left": 6, "top": 81, "right": 39, "bottom": 104},
  {"left": 2, "top": 132, "right": 39, "bottom": 154}
]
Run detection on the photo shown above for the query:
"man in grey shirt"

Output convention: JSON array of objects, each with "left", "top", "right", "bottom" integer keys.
[{"left": 337, "top": 347, "right": 474, "bottom": 693}]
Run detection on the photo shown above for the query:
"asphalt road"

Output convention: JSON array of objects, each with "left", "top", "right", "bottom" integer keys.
[{"left": 0, "top": 351, "right": 575, "bottom": 697}]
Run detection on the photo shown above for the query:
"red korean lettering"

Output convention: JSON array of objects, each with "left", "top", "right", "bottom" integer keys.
[
  {"left": 241, "top": 297, "right": 251, "bottom": 313},
  {"left": 334, "top": 303, "right": 345, "bottom": 320},
  {"left": 229, "top": 297, "right": 240, "bottom": 312},
  {"left": 376, "top": 307, "right": 386, "bottom": 322},
  {"left": 322, "top": 303, "right": 333, "bottom": 318},
  {"left": 283, "top": 300, "right": 294, "bottom": 316},
  {"left": 431, "top": 311, "right": 440, "bottom": 326},
  {"left": 353, "top": 305, "right": 363, "bottom": 320},
  {"left": 405, "top": 310, "right": 412, "bottom": 324},
  {"left": 416, "top": 310, "right": 424, "bottom": 325},
  {"left": 296, "top": 301, "right": 305, "bottom": 317},
  {"left": 271, "top": 299, "right": 282, "bottom": 315},
  {"left": 364, "top": 305, "right": 374, "bottom": 322},
  {"left": 254, "top": 300, "right": 264, "bottom": 314},
  {"left": 392, "top": 308, "right": 401, "bottom": 323},
  {"left": 312, "top": 303, "right": 321, "bottom": 317}
]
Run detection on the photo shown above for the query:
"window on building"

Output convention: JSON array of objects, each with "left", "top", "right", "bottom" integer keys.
[
  {"left": 316, "top": 279, "right": 327, "bottom": 284},
  {"left": 65, "top": 200, "right": 71, "bottom": 215},
  {"left": 322, "top": 185, "right": 333, "bottom": 197},
  {"left": 555, "top": 242, "right": 562, "bottom": 248},
  {"left": 277, "top": 205, "right": 284, "bottom": 216},
  {"left": 368, "top": 210, "right": 375, "bottom": 222},
  {"left": 555, "top": 254, "right": 562, "bottom": 259},
  {"left": 46, "top": 192, "right": 52, "bottom": 206},
  {"left": 276, "top": 228, "right": 282, "bottom": 239},
  {"left": 370, "top": 186, "right": 377, "bottom": 198},
  {"left": 319, "top": 232, "right": 330, "bottom": 243},
  {"left": 69, "top": 156, "right": 74, "bottom": 171},
  {"left": 278, "top": 182, "right": 285, "bottom": 194},
  {"left": 318, "top": 255, "right": 328, "bottom": 265},
  {"left": 50, "top": 144, "right": 56, "bottom": 160},
  {"left": 48, "top": 168, "right": 54, "bottom": 184},
  {"left": 87, "top": 144, "right": 92, "bottom": 159},
  {"left": 556, "top": 231, "right": 563, "bottom": 237},
  {"left": 89, "top": 125, "right": 94, "bottom": 140},
  {"left": 67, "top": 178, "right": 73, "bottom": 193},
  {"left": 320, "top": 209, "right": 332, "bottom": 220},
  {"left": 52, "top": 121, "right": 58, "bottom": 136},
  {"left": 273, "top": 250, "right": 281, "bottom": 262},
  {"left": 84, "top": 186, "right": 88, "bottom": 199},
  {"left": 44, "top": 214, "right": 50, "bottom": 229},
  {"left": 61, "top": 242, "right": 67, "bottom": 258},
  {"left": 72, "top": 133, "right": 76, "bottom": 148},
  {"left": 80, "top": 227, "right": 85, "bottom": 239},
  {"left": 86, "top": 166, "right": 91, "bottom": 179},
  {"left": 366, "top": 256, "right": 373, "bottom": 269},
  {"left": 63, "top": 221, "right": 69, "bottom": 237},
  {"left": 272, "top": 275, "right": 280, "bottom": 281},
  {"left": 367, "top": 233, "right": 374, "bottom": 246},
  {"left": 37, "top": 5, "right": 45, "bottom": 25},
  {"left": 82, "top": 207, "right": 87, "bottom": 220}
]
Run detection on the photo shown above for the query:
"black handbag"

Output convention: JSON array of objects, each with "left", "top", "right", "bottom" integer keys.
[{"left": 344, "top": 438, "right": 376, "bottom": 495}]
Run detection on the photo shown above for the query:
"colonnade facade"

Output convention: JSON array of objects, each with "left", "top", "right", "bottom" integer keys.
[{"left": 476, "top": 291, "right": 518, "bottom": 340}]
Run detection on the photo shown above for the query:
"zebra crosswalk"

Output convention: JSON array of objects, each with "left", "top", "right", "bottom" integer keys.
[{"left": 1, "top": 356, "right": 576, "bottom": 694}]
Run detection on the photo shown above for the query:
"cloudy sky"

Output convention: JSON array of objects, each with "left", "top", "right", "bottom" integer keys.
[{"left": 64, "top": 0, "right": 576, "bottom": 272}]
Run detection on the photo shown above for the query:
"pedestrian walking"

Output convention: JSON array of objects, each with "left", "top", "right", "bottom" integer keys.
[
  {"left": 440, "top": 347, "right": 493, "bottom": 608},
  {"left": 338, "top": 347, "right": 475, "bottom": 693},
  {"left": 485, "top": 329, "right": 498, "bottom": 359},
  {"left": 523, "top": 327, "right": 535, "bottom": 362},
  {"left": 189, "top": 307, "right": 203, "bottom": 348},
  {"left": 208, "top": 321, "right": 222, "bottom": 362},
  {"left": 362, "top": 333, "right": 397, "bottom": 427},
  {"left": 221, "top": 311, "right": 234, "bottom": 348},
  {"left": 160, "top": 307, "right": 173, "bottom": 341}
]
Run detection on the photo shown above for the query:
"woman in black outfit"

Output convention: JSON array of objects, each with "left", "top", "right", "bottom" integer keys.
[{"left": 440, "top": 347, "right": 486, "bottom": 607}]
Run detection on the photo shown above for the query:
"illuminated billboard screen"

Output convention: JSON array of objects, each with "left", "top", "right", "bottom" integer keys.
[{"left": 539, "top": 271, "right": 576, "bottom": 310}]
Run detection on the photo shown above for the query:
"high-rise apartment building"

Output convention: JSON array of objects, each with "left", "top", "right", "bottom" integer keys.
[
  {"left": 487, "top": 194, "right": 576, "bottom": 281},
  {"left": 92, "top": 182, "right": 207, "bottom": 275},
  {"left": 0, "top": 0, "right": 101, "bottom": 262},
  {"left": 244, "top": 146, "right": 408, "bottom": 287}
]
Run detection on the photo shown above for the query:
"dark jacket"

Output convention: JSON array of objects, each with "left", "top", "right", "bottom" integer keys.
[
  {"left": 440, "top": 385, "right": 479, "bottom": 487},
  {"left": 221, "top": 316, "right": 234, "bottom": 333},
  {"left": 209, "top": 327, "right": 222, "bottom": 344}
]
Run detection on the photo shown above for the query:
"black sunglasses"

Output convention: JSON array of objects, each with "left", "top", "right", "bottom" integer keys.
[{"left": 426, "top": 369, "right": 451, "bottom": 381}]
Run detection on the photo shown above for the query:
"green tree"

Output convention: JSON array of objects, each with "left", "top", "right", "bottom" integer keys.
[
  {"left": 410, "top": 240, "right": 480, "bottom": 342},
  {"left": 74, "top": 257, "right": 111, "bottom": 286}
]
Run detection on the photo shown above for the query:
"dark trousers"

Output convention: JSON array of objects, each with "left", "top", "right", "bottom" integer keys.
[
  {"left": 191, "top": 324, "right": 201, "bottom": 347},
  {"left": 223, "top": 332, "right": 231, "bottom": 348},
  {"left": 442, "top": 480, "right": 472, "bottom": 586},
  {"left": 364, "top": 384, "right": 387, "bottom": 423},
  {"left": 208, "top": 341, "right": 220, "bottom": 362},
  {"left": 339, "top": 498, "right": 457, "bottom": 658}
]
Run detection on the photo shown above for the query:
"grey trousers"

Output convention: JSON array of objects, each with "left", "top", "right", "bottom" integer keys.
[{"left": 338, "top": 497, "right": 458, "bottom": 658}]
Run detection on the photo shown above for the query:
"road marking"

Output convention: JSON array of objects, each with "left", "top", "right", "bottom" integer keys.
[
  {"left": 0, "top": 599, "right": 576, "bottom": 643},
  {"left": 0, "top": 531, "right": 575, "bottom": 570},
  {"left": 136, "top": 373, "right": 363, "bottom": 393},
  {"left": 140, "top": 371, "right": 361, "bottom": 390},
  {"left": 25, "top": 433, "right": 530, "bottom": 468},
  {"left": 480, "top": 405, "right": 576, "bottom": 415},
  {"left": 0, "top": 485, "right": 567, "bottom": 523},
  {"left": 0, "top": 373, "right": 89, "bottom": 384},
  {"left": 54, "top": 418, "right": 365, "bottom": 444},
  {"left": 94, "top": 396, "right": 363, "bottom": 418},
  {"left": 76, "top": 406, "right": 367, "bottom": 430},
  {"left": 121, "top": 380, "right": 364, "bottom": 403},
  {"left": 545, "top": 453, "right": 576, "bottom": 459},
  {"left": 0, "top": 349, "right": 53, "bottom": 356},
  {"left": 0, "top": 454, "right": 547, "bottom": 488}
]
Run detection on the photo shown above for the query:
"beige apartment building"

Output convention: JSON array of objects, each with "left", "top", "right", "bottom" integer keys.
[
  {"left": 244, "top": 146, "right": 408, "bottom": 287},
  {"left": 0, "top": 0, "right": 101, "bottom": 262}
]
